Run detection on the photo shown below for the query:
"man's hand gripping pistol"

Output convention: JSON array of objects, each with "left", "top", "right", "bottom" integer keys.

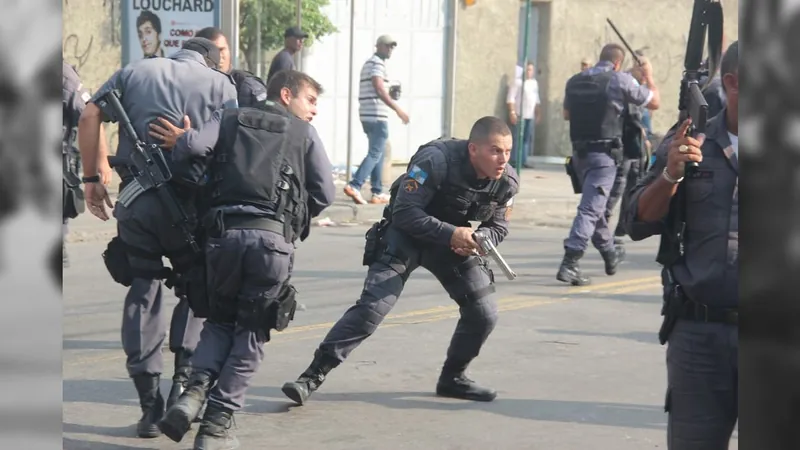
[{"left": 473, "top": 232, "right": 517, "bottom": 281}]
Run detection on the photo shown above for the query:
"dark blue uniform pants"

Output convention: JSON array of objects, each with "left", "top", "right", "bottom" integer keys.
[
  {"left": 666, "top": 320, "right": 738, "bottom": 449},
  {"left": 318, "top": 226, "right": 498, "bottom": 370},
  {"left": 114, "top": 192, "right": 205, "bottom": 377},
  {"left": 564, "top": 151, "right": 617, "bottom": 252},
  {"left": 192, "top": 228, "right": 294, "bottom": 411}
]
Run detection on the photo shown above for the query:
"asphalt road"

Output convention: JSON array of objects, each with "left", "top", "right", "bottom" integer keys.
[{"left": 62, "top": 223, "right": 739, "bottom": 450}]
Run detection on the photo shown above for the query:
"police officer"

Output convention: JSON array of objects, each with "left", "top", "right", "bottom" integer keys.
[
  {"left": 623, "top": 41, "right": 739, "bottom": 449},
  {"left": 604, "top": 66, "right": 652, "bottom": 245},
  {"left": 281, "top": 116, "right": 519, "bottom": 407},
  {"left": 62, "top": 62, "right": 111, "bottom": 268},
  {"left": 153, "top": 69, "right": 335, "bottom": 450},
  {"left": 77, "top": 37, "right": 238, "bottom": 439},
  {"left": 559, "top": 44, "right": 661, "bottom": 286},
  {"left": 194, "top": 26, "right": 270, "bottom": 109}
]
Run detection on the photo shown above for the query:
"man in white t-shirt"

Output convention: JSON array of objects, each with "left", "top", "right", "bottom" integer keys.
[{"left": 506, "top": 62, "right": 541, "bottom": 168}]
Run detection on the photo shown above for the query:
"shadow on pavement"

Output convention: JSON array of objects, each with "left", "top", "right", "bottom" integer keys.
[
  {"left": 537, "top": 328, "right": 660, "bottom": 345},
  {"left": 63, "top": 436, "right": 159, "bottom": 450},
  {"left": 248, "top": 386, "right": 667, "bottom": 431}
]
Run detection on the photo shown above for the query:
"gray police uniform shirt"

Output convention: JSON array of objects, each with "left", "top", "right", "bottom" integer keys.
[
  {"left": 391, "top": 144, "right": 520, "bottom": 248},
  {"left": 563, "top": 61, "right": 654, "bottom": 120},
  {"left": 624, "top": 110, "right": 738, "bottom": 308},
  {"left": 62, "top": 62, "right": 91, "bottom": 148},
  {"left": 172, "top": 106, "right": 336, "bottom": 219},
  {"left": 89, "top": 49, "right": 238, "bottom": 161}
]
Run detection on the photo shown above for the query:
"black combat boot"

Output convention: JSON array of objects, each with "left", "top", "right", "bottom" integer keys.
[
  {"left": 556, "top": 249, "right": 591, "bottom": 286},
  {"left": 131, "top": 373, "right": 164, "bottom": 438},
  {"left": 167, "top": 350, "right": 193, "bottom": 410},
  {"left": 193, "top": 403, "right": 239, "bottom": 450},
  {"left": 600, "top": 245, "right": 626, "bottom": 276},
  {"left": 159, "top": 371, "right": 213, "bottom": 443},
  {"left": 281, "top": 349, "right": 340, "bottom": 406},
  {"left": 436, "top": 361, "right": 497, "bottom": 402}
]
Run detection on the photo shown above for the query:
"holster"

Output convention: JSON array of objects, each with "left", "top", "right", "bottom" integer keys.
[
  {"left": 658, "top": 283, "right": 686, "bottom": 345},
  {"left": 363, "top": 218, "right": 390, "bottom": 266},
  {"left": 62, "top": 154, "right": 84, "bottom": 220},
  {"left": 102, "top": 237, "right": 134, "bottom": 287},
  {"left": 173, "top": 253, "right": 211, "bottom": 318},
  {"left": 237, "top": 283, "right": 298, "bottom": 340},
  {"left": 564, "top": 157, "right": 582, "bottom": 194}
]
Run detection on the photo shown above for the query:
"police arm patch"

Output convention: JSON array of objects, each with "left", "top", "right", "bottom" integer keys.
[
  {"left": 408, "top": 164, "right": 429, "bottom": 185},
  {"left": 403, "top": 179, "right": 419, "bottom": 193}
]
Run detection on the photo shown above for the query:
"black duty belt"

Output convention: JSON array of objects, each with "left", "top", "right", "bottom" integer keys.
[
  {"left": 573, "top": 139, "right": 620, "bottom": 152},
  {"left": 223, "top": 215, "right": 285, "bottom": 235},
  {"left": 677, "top": 299, "right": 738, "bottom": 326}
]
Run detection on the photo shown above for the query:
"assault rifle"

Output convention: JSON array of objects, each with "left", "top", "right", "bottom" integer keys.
[
  {"left": 678, "top": 0, "right": 724, "bottom": 172},
  {"left": 95, "top": 89, "right": 200, "bottom": 254}
]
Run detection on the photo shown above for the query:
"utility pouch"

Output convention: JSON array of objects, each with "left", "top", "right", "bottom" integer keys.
[
  {"left": 175, "top": 258, "right": 211, "bottom": 318},
  {"left": 267, "top": 283, "right": 298, "bottom": 332},
  {"left": 102, "top": 237, "right": 133, "bottom": 287}
]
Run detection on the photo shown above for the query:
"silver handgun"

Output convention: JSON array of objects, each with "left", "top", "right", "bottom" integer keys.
[{"left": 473, "top": 232, "right": 517, "bottom": 281}]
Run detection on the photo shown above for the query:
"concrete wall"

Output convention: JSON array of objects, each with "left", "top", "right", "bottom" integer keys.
[
  {"left": 541, "top": 0, "right": 739, "bottom": 157},
  {"left": 452, "top": 0, "right": 738, "bottom": 158},
  {"left": 451, "top": 0, "right": 520, "bottom": 138},
  {"left": 63, "top": 0, "right": 123, "bottom": 150}
]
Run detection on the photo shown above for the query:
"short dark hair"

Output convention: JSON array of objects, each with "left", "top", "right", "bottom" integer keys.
[
  {"left": 194, "top": 27, "right": 226, "bottom": 41},
  {"left": 720, "top": 40, "right": 739, "bottom": 92},
  {"left": 136, "top": 11, "right": 161, "bottom": 34},
  {"left": 599, "top": 43, "right": 625, "bottom": 64},
  {"left": 266, "top": 70, "right": 324, "bottom": 101},
  {"left": 182, "top": 37, "right": 221, "bottom": 69},
  {"left": 468, "top": 116, "right": 511, "bottom": 144}
]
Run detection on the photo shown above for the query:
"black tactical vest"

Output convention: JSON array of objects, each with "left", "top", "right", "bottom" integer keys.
[
  {"left": 207, "top": 104, "right": 309, "bottom": 240},
  {"left": 565, "top": 70, "right": 623, "bottom": 142},
  {"left": 392, "top": 139, "right": 512, "bottom": 226}
]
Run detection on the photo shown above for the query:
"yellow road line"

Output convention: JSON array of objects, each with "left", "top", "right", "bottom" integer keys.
[{"left": 63, "top": 276, "right": 661, "bottom": 369}]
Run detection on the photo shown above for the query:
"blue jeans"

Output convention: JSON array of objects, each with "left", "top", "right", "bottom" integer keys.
[
  {"left": 350, "top": 120, "right": 389, "bottom": 195},
  {"left": 511, "top": 118, "right": 533, "bottom": 168}
]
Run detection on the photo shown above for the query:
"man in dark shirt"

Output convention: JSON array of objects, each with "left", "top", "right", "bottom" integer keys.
[{"left": 266, "top": 26, "right": 308, "bottom": 83}]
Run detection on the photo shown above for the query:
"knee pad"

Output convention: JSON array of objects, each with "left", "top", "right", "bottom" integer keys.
[{"left": 460, "top": 298, "right": 499, "bottom": 332}]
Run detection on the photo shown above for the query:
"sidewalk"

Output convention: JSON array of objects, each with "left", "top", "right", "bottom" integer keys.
[{"left": 68, "top": 164, "right": 581, "bottom": 243}]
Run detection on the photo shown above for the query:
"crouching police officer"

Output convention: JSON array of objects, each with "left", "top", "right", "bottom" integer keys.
[
  {"left": 281, "top": 116, "right": 519, "bottom": 406},
  {"left": 153, "top": 70, "right": 335, "bottom": 450},
  {"left": 78, "top": 37, "right": 238, "bottom": 438},
  {"left": 623, "top": 41, "right": 739, "bottom": 449},
  {"left": 559, "top": 44, "right": 660, "bottom": 286}
]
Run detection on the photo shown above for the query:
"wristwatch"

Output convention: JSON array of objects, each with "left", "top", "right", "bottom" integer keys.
[
  {"left": 661, "top": 167, "right": 683, "bottom": 184},
  {"left": 81, "top": 175, "right": 101, "bottom": 183}
]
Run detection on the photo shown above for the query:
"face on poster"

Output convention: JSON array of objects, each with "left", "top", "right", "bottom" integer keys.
[{"left": 124, "top": 0, "right": 219, "bottom": 63}]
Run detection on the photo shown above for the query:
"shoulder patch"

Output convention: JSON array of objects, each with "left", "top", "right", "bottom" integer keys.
[
  {"left": 408, "top": 164, "right": 428, "bottom": 185},
  {"left": 403, "top": 179, "right": 419, "bottom": 193}
]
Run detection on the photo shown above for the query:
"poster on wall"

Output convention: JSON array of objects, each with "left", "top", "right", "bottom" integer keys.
[{"left": 121, "top": 0, "right": 221, "bottom": 66}]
